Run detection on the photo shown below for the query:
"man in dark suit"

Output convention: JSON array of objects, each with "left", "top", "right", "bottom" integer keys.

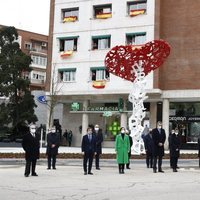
[
  {"left": 46, "top": 126, "right": 60, "bottom": 170},
  {"left": 93, "top": 124, "right": 103, "bottom": 170},
  {"left": 143, "top": 129, "right": 154, "bottom": 168},
  {"left": 81, "top": 127, "right": 96, "bottom": 175},
  {"left": 152, "top": 121, "right": 166, "bottom": 173},
  {"left": 22, "top": 124, "right": 40, "bottom": 177}
]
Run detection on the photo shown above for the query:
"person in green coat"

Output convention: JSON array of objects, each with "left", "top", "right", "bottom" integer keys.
[{"left": 115, "top": 127, "right": 130, "bottom": 174}]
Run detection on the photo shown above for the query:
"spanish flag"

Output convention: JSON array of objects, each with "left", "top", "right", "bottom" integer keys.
[
  {"left": 92, "top": 81, "right": 106, "bottom": 89},
  {"left": 130, "top": 9, "right": 145, "bottom": 17},
  {"left": 60, "top": 50, "right": 73, "bottom": 57},
  {"left": 63, "top": 16, "right": 77, "bottom": 22},
  {"left": 96, "top": 13, "right": 112, "bottom": 19}
]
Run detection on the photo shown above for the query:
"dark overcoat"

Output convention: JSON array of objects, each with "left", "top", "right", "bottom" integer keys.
[
  {"left": 94, "top": 129, "right": 103, "bottom": 154},
  {"left": 22, "top": 132, "right": 40, "bottom": 160},
  {"left": 81, "top": 134, "right": 96, "bottom": 153},
  {"left": 143, "top": 133, "right": 155, "bottom": 155},
  {"left": 46, "top": 132, "right": 60, "bottom": 156},
  {"left": 152, "top": 128, "right": 166, "bottom": 157},
  {"left": 169, "top": 134, "right": 181, "bottom": 158}
]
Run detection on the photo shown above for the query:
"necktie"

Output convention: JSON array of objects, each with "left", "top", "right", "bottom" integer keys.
[{"left": 89, "top": 134, "right": 92, "bottom": 142}]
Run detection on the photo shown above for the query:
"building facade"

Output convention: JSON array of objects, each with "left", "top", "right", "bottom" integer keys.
[{"left": 47, "top": 0, "right": 200, "bottom": 149}]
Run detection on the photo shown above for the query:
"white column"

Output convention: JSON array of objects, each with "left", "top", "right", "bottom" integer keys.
[
  {"left": 120, "top": 112, "right": 128, "bottom": 128},
  {"left": 162, "top": 99, "right": 169, "bottom": 149},
  {"left": 150, "top": 102, "right": 157, "bottom": 129},
  {"left": 82, "top": 100, "right": 89, "bottom": 136}
]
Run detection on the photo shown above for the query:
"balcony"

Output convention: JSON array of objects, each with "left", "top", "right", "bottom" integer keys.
[{"left": 30, "top": 48, "right": 47, "bottom": 55}]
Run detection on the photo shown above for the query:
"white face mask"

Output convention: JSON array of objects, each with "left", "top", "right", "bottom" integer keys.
[
  {"left": 158, "top": 126, "right": 162, "bottom": 129},
  {"left": 30, "top": 128, "right": 36, "bottom": 134},
  {"left": 121, "top": 130, "right": 125, "bottom": 134},
  {"left": 95, "top": 127, "right": 99, "bottom": 131},
  {"left": 175, "top": 132, "right": 179, "bottom": 135},
  {"left": 52, "top": 129, "right": 56, "bottom": 133}
]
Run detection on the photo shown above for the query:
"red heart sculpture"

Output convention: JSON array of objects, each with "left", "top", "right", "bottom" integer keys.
[{"left": 104, "top": 40, "right": 170, "bottom": 82}]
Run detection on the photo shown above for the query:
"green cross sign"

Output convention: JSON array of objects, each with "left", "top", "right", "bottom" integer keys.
[{"left": 108, "top": 121, "right": 120, "bottom": 136}]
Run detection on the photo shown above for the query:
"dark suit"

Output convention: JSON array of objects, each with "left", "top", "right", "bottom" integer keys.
[
  {"left": 22, "top": 132, "right": 40, "bottom": 176},
  {"left": 126, "top": 135, "right": 133, "bottom": 168},
  {"left": 81, "top": 134, "right": 96, "bottom": 173},
  {"left": 94, "top": 129, "right": 103, "bottom": 169},
  {"left": 46, "top": 132, "right": 60, "bottom": 169},
  {"left": 152, "top": 128, "right": 166, "bottom": 171},
  {"left": 143, "top": 133, "right": 154, "bottom": 168},
  {"left": 169, "top": 134, "right": 180, "bottom": 170}
]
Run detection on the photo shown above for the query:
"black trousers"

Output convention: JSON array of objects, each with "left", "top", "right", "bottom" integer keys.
[
  {"left": 119, "top": 164, "right": 125, "bottom": 173},
  {"left": 95, "top": 153, "right": 100, "bottom": 168},
  {"left": 126, "top": 152, "right": 131, "bottom": 168},
  {"left": 171, "top": 156, "right": 178, "bottom": 169},
  {"left": 25, "top": 159, "right": 37, "bottom": 175},
  {"left": 146, "top": 152, "right": 153, "bottom": 168},
  {"left": 83, "top": 151, "right": 94, "bottom": 173},
  {"left": 48, "top": 154, "right": 56, "bottom": 169},
  {"left": 153, "top": 155, "right": 163, "bottom": 171}
]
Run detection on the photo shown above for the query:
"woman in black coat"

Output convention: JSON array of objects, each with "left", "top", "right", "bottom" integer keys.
[{"left": 169, "top": 128, "right": 181, "bottom": 172}]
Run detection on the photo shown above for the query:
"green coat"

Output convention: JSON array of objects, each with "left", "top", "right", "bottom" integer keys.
[{"left": 115, "top": 134, "right": 130, "bottom": 164}]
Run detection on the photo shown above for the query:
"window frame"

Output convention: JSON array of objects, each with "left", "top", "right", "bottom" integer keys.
[
  {"left": 127, "top": 0, "right": 147, "bottom": 16},
  {"left": 58, "top": 68, "right": 76, "bottom": 83},
  {"left": 62, "top": 7, "right": 79, "bottom": 22},
  {"left": 90, "top": 67, "right": 110, "bottom": 81},
  {"left": 126, "top": 32, "right": 146, "bottom": 45},
  {"left": 92, "top": 35, "right": 111, "bottom": 50},
  {"left": 93, "top": 4, "right": 112, "bottom": 19},
  {"left": 59, "top": 36, "right": 78, "bottom": 52}
]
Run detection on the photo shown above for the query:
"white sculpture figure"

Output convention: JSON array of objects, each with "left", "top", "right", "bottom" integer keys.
[{"left": 128, "top": 63, "right": 148, "bottom": 154}]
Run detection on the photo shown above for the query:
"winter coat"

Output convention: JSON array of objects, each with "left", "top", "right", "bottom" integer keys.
[
  {"left": 22, "top": 132, "right": 40, "bottom": 160},
  {"left": 94, "top": 129, "right": 103, "bottom": 154},
  {"left": 81, "top": 134, "right": 96, "bottom": 153},
  {"left": 143, "top": 133, "right": 155, "bottom": 155},
  {"left": 169, "top": 134, "right": 181, "bottom": 158},
  {"left": 46, "top": 132, "right": 60, "bottom": 156},
  {"left": 152, "top": 128, "right": 166, "bottom": 157},
  {"left": 115, "top": 133, "right": 130, "bottom": 164}
]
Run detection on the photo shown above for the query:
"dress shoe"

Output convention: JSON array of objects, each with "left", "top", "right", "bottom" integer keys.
[
  {"left": 153, "top": 169, "right": 157, "bottom": 173},
  {"left": 88, "top": 172, "right": 93, "bottom": 175},
  {"left": 158, "top": 170, "right": 164, "bottom": 173},
  {"left": 24, "top": 174, "right": 29, "bottom": 177},
  {"left": 47, "top": 168, "right": 51, "bottom": 170},
  {"left": 173, "top": 169, "right": 178, "bottom": 172},
  {"left": 84, "top": 172, "right": 87, "bottom": 175},
  {"left": 126, "top": 167, "right": 131, "bottom": 169},
  {"left": 53, "top": 167, "right": 56, "bottom": 170},
  {"left": 32, "top": 173, "right": 38, "bottom": 176},
  {"left": 96, "top": 167, "right": 100, "bottom": 170}
]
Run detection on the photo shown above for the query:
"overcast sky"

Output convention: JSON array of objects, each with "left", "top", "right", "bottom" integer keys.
[{"left": 0, "top": 0, "right": 50, "bottom": 35}]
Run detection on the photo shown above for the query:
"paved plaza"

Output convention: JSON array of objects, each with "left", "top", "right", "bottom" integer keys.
[{"left": 0, "top": 158, "right": 200, "bottom": 200}]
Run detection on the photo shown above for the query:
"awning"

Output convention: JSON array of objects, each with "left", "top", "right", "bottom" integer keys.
[
  {"left": 58, "top": 68, "right": 76, "bottom": 72},
  {"left": 57, "top": 36, "right": 79, "bottom": 40},
  {"left": 92, "top": 35, "right": 111, "bottom": 39}
]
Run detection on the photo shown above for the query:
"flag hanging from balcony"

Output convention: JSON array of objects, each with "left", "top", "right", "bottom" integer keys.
[
  {"left": 92, "top": 80, "right": 106, "bottom": 89},
  {"left": 129, "top": 9, "right": 145, "bottom": 17}
]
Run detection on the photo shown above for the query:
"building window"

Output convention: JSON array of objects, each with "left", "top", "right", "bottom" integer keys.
[
  {"left": 94, "top": 4, "right": 112, "bottom": 19},
  {"left": 127, "top": 0, "right": 147, "bottom": 16},
  {"left": 62, "top": 7, "right": 79, "bottom": 22},
  {"left": 126, "top": 32, "right": 146, "bottom": 45},
  {"left": 92, "top": 35, "right": 111, "bottom": 50},
  {"left": 32, "top": 73, "right": 45, "bottom": 81},
  {"left": 90, "top": 67, "right": 110, "bottom": 81},
  {"left": 59, "top": 68, "right": 76, "bottom": 82},
  {"left": 31, "top": 55, "right": 47, "bottom": 66},
  {"left": 24, "top": 42, "right": 32, "bottom": 50},
  {"left": 59, "top": 37, "right": 78, "bottom": 51}
]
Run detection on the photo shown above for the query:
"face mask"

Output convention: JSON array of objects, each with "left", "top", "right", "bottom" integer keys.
[
  {"left": 121, "top": 130, "right": 125, "bottom": 134},
  {"left": 52, "top": 129, "right": 56, "bottom": 133},
  {"left": 88, "top": 131, "right": 92, "bottom": 134},
  {"left": 175, "top": 132, "right": 178, "bottom": 135},
  {"left": 95, "top": 128, "right": 99, "bottom": 131},
  {"left": 158, "top": 126, "right": 162, "bottom": 129},
  {"left": 30, "top": 128, "right": 36, "bottom": 134}
]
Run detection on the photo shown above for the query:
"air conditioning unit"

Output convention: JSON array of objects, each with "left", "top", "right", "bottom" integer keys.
[{"left": 42, "top": 42, "right": 47, "bottom": 47}]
